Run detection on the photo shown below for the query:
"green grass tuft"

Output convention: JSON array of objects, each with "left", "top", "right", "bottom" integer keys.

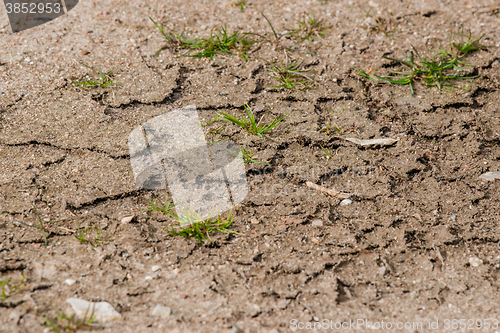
[
  {"left": 74, "top": 222, "right": 114, "bottom": 247},
  {"left": 286, "top": 14, "right": 331, "bottom": 42},
  {"left": 354, "top": 30, "right": 484, "bottom": 94},
  {"left": 1, "top": 274, "right": 26, "bottom": 302},
  {"left": 239, "top": 147, "right": 269, "bottom": 165},
  {"left": 218, "top": 103, "right": 287, "bottom": 137},
  {"left": 166, "top": 208, "right": 243, "bottom": 243},
  {"left": 73, "top": 64, "right": 118, "bottom": 88},
  {"left": 150, "top": 17, "right": 259, "bottom": 60},
  {"left": 268, "top": 53, "right": 313, "bottom": 89},
  {"left": 146, "top": 196, "right": 243, "bottom": 243}
]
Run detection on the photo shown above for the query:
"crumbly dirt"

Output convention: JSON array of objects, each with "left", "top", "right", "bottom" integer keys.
[{"left": 1, "top": 0, "right": 500, "bottom": 332}]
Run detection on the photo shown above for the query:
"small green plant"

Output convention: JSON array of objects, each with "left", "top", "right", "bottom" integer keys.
[
  {"left": 73, "top": 64, "right": 118, "bottom": 88},
  {"left": 150, "top": 17, "right": 258, "bottom": 60},
  {"left": 361, "top": 7, "right": 396, "bottom": 41},
  {"left": 268, "top": 52, "right": 313, "bottom": 89},
  {"left": 239, "top": 147, "right": 269, "bottom": 165},
  {"left": 230, "top": 0, "right": 247, "bottom": 11},
  {"left": 371, "top": 17, "right": 395, "bottom": 41},
  {"left": 320, "top": 122, "right": 359, "bottom": 135},
  {"left": 202, "top": 116, "right": 228, "bottom": 142},
  {"left": 286, "top": 14, "right": 331, "bottom": 42},
  {"left": 354, "top": 30, "right": 484, "bottom": 94},
  {"left": 218, "top": 104, "right": 287, "bottom": 137},
  {"left": 146, "top": 195, "right": 177, "bottom": 216},
  {"left": 41, "top": 308, "right": 98, "bottom": 333},
  {"left": 261, "top": 12, "right": 280, "bottom": 42},
  {"left": 147, "top": 196, "right": 243, "bottom": 243},
  {"left": 320, "top": 125, "right": 345, "bottom": 135},
  {"left": 166, "top": 208, "right": 243, "bottom": 243},
  {"left": 1, "top": 274, "right": 26, "bottom": 302},
  {"left": 74, "top": 222, "right": 114, "bottom": 247},
  {"left": 320, "top": 145, "right": 332, "bottom": 158},
  {"left": 15, "top": 204, "right": 51, "bottom": 247}
]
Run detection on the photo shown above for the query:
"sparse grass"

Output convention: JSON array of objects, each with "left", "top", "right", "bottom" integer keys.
[
  {"left": 361, "top": 7, "right": 396, "bottom": 41},
  {"left": 320, "top": 145, "right": 332, "bottom": 158},
  {"left": 218, "top": 103, "right": 287, "bottom": 137},
  {"left": 150, "top": 17, "right": 259, "bottom": 60},
  {"left": 42, "top": 308, "right": 98, "bottom": 333},
  {"left": 286, "top": 14, "right": 331, "bottom": 42},
  {"left": 166, "top": 208, "right": 243, "bottom": 243},
  {"left": 371, "top": 17, "right": 395, "bottom": 41},
  {"left": 239, "top": 147, "right": 269, "bottom": 165},
  {"left": 73, "top": 64, "right": 118, "bottom": 88},
  {"left": 147, "top": 196, "right": 243, "bottom": 243},
  {"left": 261, "top": 12, "right": 280, "bottom": 42},
  {"left": 14, "top": 204, "right": 51, "bottom": 247},
  {"left": 268, "top": 52, "right": 313, "bottom": 89},
  {"left": 230, "top": 0, "right": 247, "bottom": 12},
  {"left": 146, "top": 195, "right": 176, "bottom": 216},
  {"left": 320, "top": 122, "right": 359, "bottom": 135},
  {"left": 1, "top": 274, "right": 26, "bottom": 302},
  {"left": 354, "top": 30, "right": 484, "bottom": 94},
  {"left": 202, "top": 116, "right": 227, "bottom": 142},
  {"left": 74, "top": 222, "right": 114, "bottom": 247}
]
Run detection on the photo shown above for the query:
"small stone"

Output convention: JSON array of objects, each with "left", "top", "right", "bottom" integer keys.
[
  {"left": 469, "top": 257, "right": 483, "bottom": 267},
  {"left": 250, "top": 218, "right": 259, "bottom": 225},
  {"left": 151, "top": 265, "right": 161, "bottom": 272},
  {"left": 340, "top": 199, "right": 352, "bottom": 206},
  {"left": 66, "top": 298, "right": 121, "bottom": 323},
  {"left": 152, "top": 305, "right": 171, "bottom": 317},
  {"left": 365, "top": 16, "right": 377, "bottom": 26},
  {"left": 81, "top": 50, "right": 90, "bottom": 55},
  {"left": 64, "top": 279, "right": 76, "bottom": 286},
  {"left": 311, "top": 219, "right": 323, "bottom": 227},
  {"left": 450, "top": 214, "right": 456, "bottom": 222},
  {"left": 311, "top": 237, "right": 320, "bottom": 244},
  {"left": 120, "top": 215, "right": 135, "bottom": 224},
  {"left": 145, "top": 276, "right": 153, "bottom": 281},
  {"left": 479, "top": 171, "right": 500, "bottom": 181},
  {"left": 173, "top": 268, "right": 180, "bottom": 275},
  {"left": 232, "top": 326, "right": 243, "bottom": 333},
  {"left": 423, "top": 150, "right": 436, "bottom": 161}
]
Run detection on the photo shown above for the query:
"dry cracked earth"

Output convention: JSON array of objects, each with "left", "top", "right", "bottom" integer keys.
[{"left": 1, "top": 0, "right": 500, "bottom": 332}]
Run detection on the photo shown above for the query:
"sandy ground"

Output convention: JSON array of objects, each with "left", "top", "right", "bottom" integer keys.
[{"left": 1, "top": 0, "right": 500, "bottom": 332}]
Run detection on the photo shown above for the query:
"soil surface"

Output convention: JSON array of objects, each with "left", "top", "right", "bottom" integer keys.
[{"left": 1, "top": 0, "right": 500, "bottom": 332}]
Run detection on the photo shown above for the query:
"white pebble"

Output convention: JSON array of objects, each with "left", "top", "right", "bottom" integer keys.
[
  {"left": 64, "top": 279, "right": 76, "bottom": 286},
  {"left": 311, "top": 219, "right": 323, "bottom": 227},
  {"left": 120, "top": 215, "right": 135, "bottom": 224},
  {"left": 152, "top": 305, "right": 171, "bottom": 317},
  {"left": 469, "top": 257, "right": 483, "bottom": 268},
  {"left": 66, "top": 298, "right": 121, "bottom": 323},
  {"left": 340, "top": 199, "right": 352, "bottom": 206},
  {"left": 151, "top": 265, "right": 161, "bottom": 272}
]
